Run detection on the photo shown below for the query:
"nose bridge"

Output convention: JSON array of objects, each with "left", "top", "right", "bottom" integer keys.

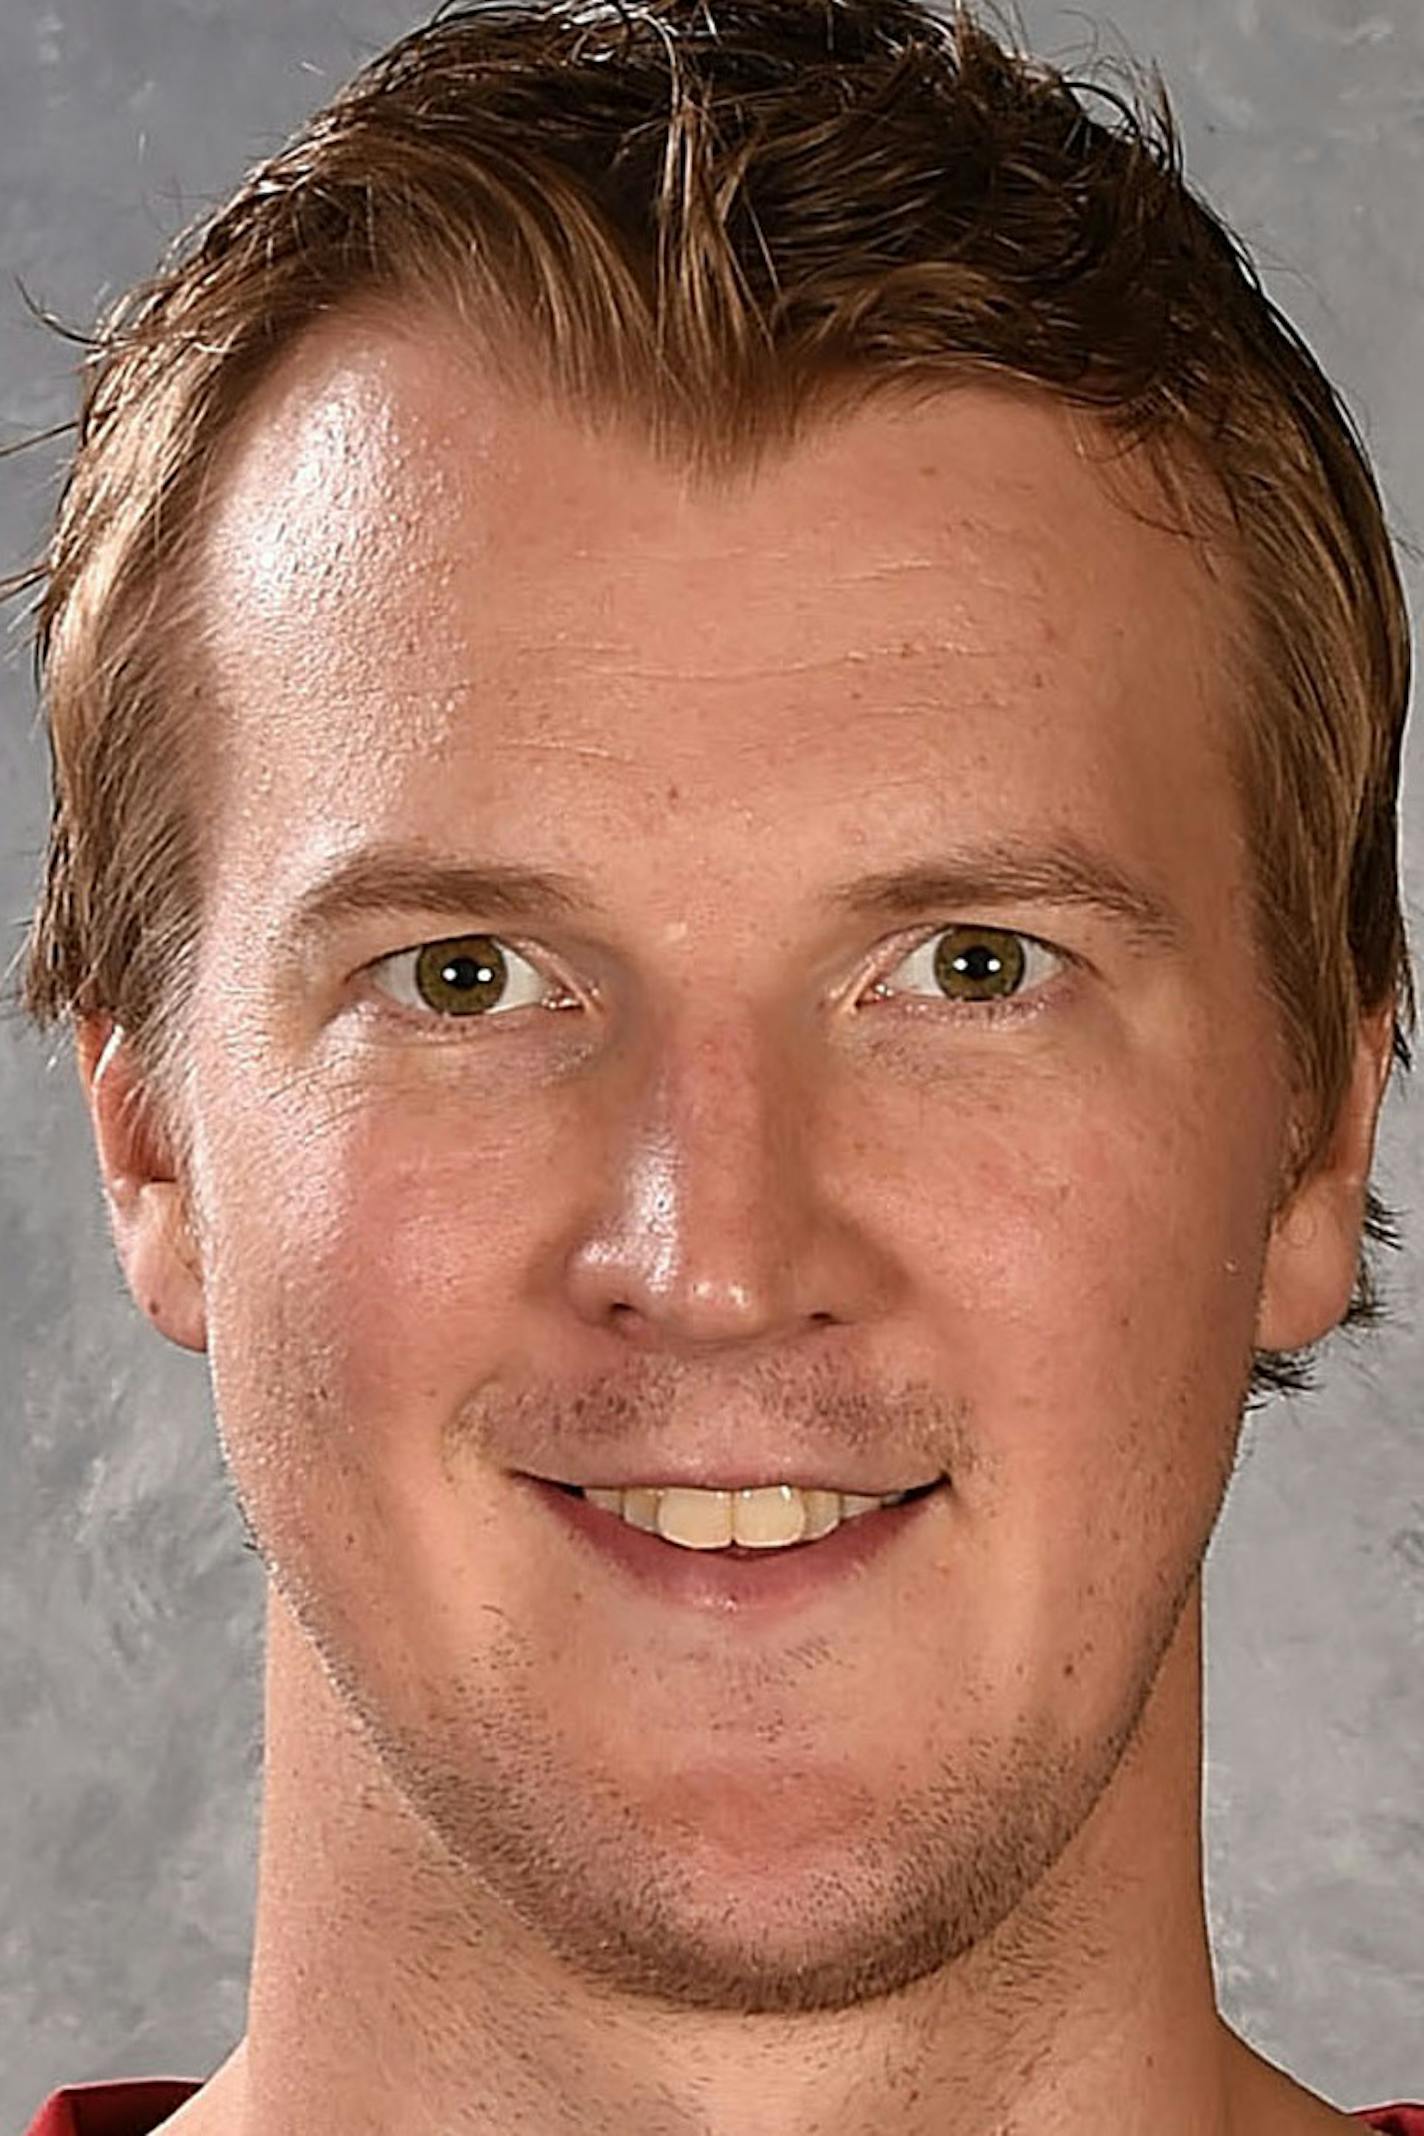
[{"left": 561, "top": 996, "right": 864, "bottom": 1347}]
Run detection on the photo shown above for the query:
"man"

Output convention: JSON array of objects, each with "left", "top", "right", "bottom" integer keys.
[{"left": 14, "top": 0, "right": 1419, "bottom": 2130}]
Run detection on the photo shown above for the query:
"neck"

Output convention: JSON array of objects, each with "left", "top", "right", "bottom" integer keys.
[{"left": 191, "top": 1581, "right": 1293, "bottom": 2136}]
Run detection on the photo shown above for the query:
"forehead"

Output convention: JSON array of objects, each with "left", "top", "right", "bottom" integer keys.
[{"left": 193, "top": 312, "right": 1240, "bottom": 907}]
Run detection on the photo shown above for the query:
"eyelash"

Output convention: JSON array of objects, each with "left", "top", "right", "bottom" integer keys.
[{"left": 359, "top": 925, "right": 1070, "bottom": 1035}]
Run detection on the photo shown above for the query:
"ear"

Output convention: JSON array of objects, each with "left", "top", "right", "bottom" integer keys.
[
  {"left": 1255, "top": 1001, "right": 1397, "bottom": 1354},
  {"left": 74, "top": 1015, "right": 208, "bottom": 1355}
]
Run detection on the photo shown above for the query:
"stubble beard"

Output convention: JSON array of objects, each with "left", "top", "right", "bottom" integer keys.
[{"left": 268, "top": 1511, "right": 1211, "bottom": 2023}]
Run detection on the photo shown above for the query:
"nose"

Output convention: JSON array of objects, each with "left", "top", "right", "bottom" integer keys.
[{"left": 561, "top": 1011, "right": 895, "bottom": 1352}]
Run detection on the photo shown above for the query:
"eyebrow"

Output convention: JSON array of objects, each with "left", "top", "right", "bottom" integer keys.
[
  {"left": 277, "top": 834, "right": 1185, "bottom": 958},
  {"left": 281, "top": 851, "right": 593, "bottom": 951},
  {"left": 827, "top": 837, "right": 1185, "bottom": 950}
]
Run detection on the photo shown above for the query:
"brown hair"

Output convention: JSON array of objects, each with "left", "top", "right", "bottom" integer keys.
[{"left": 5, "top": 0, "right": 1414, "bottom": 1399}]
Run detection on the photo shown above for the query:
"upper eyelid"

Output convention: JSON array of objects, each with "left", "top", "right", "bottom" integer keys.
[
  {"left": 879, "top": 927, "right": 1067, "bottom": 978},
  {"left": 879, "top": 921, "right": 1067, "bottom": 969}
]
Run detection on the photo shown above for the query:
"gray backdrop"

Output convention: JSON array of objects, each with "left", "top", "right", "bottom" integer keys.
[{"left": 1, "top": 0, "right": 1420, "bottom": 2123}]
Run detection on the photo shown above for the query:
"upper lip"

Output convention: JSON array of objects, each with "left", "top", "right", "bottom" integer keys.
[{"left": 524, "top": 1467, "right": 944, "bottom": 1496}]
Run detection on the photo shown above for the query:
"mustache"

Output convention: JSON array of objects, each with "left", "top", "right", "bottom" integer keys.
[{"left": 451, "top": 1351, "right": 979, "bottom": 1483}]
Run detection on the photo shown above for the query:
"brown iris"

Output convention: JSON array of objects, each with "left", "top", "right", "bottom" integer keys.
[
  {"left": 932, "top": 926, "right": 1026, "bottom": 1001},
  {"left": 412, "top": 936, "right": 508, "bottom": 1016}
]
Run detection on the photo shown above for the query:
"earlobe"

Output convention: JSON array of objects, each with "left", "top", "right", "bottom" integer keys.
[
  {"left": 1254, "top": 1003, "right": 1395, "bottom": 1357},
  {"left": 74, "top": 1014, "right": 208, "bottom": 1355}
]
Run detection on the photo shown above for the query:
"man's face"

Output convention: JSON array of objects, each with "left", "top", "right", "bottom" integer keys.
[{"left": 175, "top": 316, "right": 1294, "bottom": 2013}]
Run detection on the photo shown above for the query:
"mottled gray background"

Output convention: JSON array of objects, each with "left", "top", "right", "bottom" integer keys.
[{"left": 1, "top": 0, "right": 1420, "bottom": 2123}]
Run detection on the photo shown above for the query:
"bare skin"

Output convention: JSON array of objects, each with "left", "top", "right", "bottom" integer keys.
[{"left": 78, "top": 310, "right": 1393, "bottom": 2135}]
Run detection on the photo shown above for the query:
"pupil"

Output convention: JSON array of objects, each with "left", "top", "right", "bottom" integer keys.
[{"left": 443, "top": 957, "right": 492, "bottom": 989}]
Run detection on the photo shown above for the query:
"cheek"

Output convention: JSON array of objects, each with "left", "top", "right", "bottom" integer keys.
[
  {"left": 190, "top": 1071, "right": 554, "bottom": 1638},
  {"left": 192, "top": 1068, "right": 567, "bottom": 1665},
  {"left": 861, "top": 1051, "right": 1274, "bottom": 1695},
  {"left": 202, "top": 1069, "right": 551, "bottom": 1414},
  {"left": 871, "top": 1044, "right": 1277, "bottom": 1443}
]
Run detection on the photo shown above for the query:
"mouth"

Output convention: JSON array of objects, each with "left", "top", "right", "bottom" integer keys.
[{"left": 523, "top": 1475, "right": 949, "bottom": 1614}]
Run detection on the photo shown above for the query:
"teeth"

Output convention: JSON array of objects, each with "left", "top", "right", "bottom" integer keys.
[{"left": 576, "top": 1481, "right": 915, "bottom": 1551}]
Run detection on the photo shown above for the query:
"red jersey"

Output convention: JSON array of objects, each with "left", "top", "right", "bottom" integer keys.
[{"left": 19, "top": 2080, "right": 1424, "bottom": 2134}]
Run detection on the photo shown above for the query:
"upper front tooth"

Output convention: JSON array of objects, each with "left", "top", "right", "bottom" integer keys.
[
  {"left": 658, "top": 1487, "right": 734, "bottom": 1549},
  {"left": 729, "top": 1484, "right": 807, "bottom": 1548}
]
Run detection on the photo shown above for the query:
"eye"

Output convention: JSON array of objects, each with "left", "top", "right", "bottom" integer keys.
[
  {"left": 365, "top": 934, "right": 570, "bottom": 1021},
  {"left": 868, "top": 924, "right": 1063, "bottom": 1011}
]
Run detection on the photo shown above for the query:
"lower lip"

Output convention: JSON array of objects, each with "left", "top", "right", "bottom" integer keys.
[{"left": 521, "top": 1477, "right": 947, "bottom": 1615}]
